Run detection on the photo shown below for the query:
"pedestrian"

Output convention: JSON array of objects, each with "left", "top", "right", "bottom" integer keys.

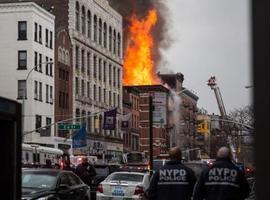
[
  {"left": 75, "top": 157, "right": 96, "bottom": 186},
  {"left": 62, "top": 159, "right": 73, "bottom": 171},
  {"left": 147, "top": 147, "right": 197, "bottom": 200},
  {"left": 193, "top": 146, "right": 250, "bottom": 200},
  {"left": 42, "top": 159, "right": 53, "bottom": 168}
]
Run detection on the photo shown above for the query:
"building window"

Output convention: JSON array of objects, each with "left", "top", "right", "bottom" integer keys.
[
  {"left": 76, "top": 108, "right": 80, "bottom": 123},
  {"left": 117, "top": 94, "right": 120, "bottom": 107},
  {"left": 75, "top": 2, "right": 80, "bottom": 31},
  {"left": 59, "top": 92, "right": 62, "bottom": 107},
  {"left": 46, "top": 84, "right": 49, "bottom": 103},
  {"left": 39, "top": 25, "right": 42, "bottom": 44},
  {"left": 93, "top": 55, "right": 97, "bottom": 79},
  {"left": 50, "top": 86, "right": 53, "bottom": 104},
  {"left": 98, "top": 58, "right": 102, "bottom": 80},
  {"left": 34, "top": 22, "right": 38, "bottom": 42},
  {"left": 99, "top": 87, "right": 101, "bottom": 102},
  {"left": 113, "top": 93, "right": 116, "bottom": 107},
  {"left": 45, "top": 29, "right": 48, "bottom": 47},
  {"left": 35, "top": 115, "right": 42, "bottom": 133},
  {"left": 103, "top": 88, "right": 106, "bottom": 103},
  {"left": 49, "top": 58, "right": 53, "bottom": 76},
  {"left": 81, "top": 49, "right": 85, "bottom": 73},
  {"left": 117, "top": 69, "right": 120, "bottom": 88},
  {"left": 93, "top": 15, "right": 97, "bottom": 42},
  {"left": 113, "top": 66, "right": 116, "bottom": 87},
  {"left": 87, "top": 52, "right": 90, "bottom": 75},
  {"left": 46, "top": 117, "right": 52, "bottom": 136},
  {"left": 18, "top": 50, "right": 27, "bottom": 69},
  {"left": 87, "top": 11, "right": 91, "bottom": 38},
  {"left": 98, "top": 18, "right": 102, "bottom": 45},
  {"left": 103, "top": 23, "right": 107, "bottom": 48},
  {"left": 87, "top": 111, "right": 91, "bottom": 133},
  {"left": 49, "top": 31, "right": 53, "bottom": 49},
  {"left": 18, "top": 21, "right": 27, "bottom": 40},
  {"left": 34, "top": 51, "right": 38, "bottom": 71},
  {"left": 75, "top": 77, "right": 79, "bottom": 95},
  {"left": 109, "top": 91, "right": 111, "bottom": 106},
  {"left": 34, "top": 81, "right": 38, "bottom": 100},
  {"left": 17, "top": 80, "right": 26, "bottom": 99},
  {"left": 39, "top": 53, "right": 42, "bottom": 72},
  {"left": 87, "top": 82, "right": 90, "bottom": 98},
  {"left": 93, "top": 84, "right": 96, "bottom": 100},
  {"left": 81, "top": 80, "right": 85, "bottom": 96},
  {"left": 75, "top": 46, "right": 79, "bottom": 69},
  {"left": 117, "top": 33, "right": 121, "bottom": 57},
  {"left": 45, "top": 57, "right": 49, "bottom": 75},
  {"left": 109, "top": 26, "right": 112, "bottom": 52},
  {"left": 113, "top": 30, "right": 116, "bottom": 54},
  {"left": 109, "top": 64, "right": 112, "bottom": 84},
  {"left": 81, "top": 6, "right": 86, "bottom": 34},
  {"left": 103, "top": 61, "right": 106, "bottom": 82},
  {"left": 39, "top": 82, "right": 42, "bottom": 101}
]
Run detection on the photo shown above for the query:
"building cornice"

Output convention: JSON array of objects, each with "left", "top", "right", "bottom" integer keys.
[{"left": 0, "top": 2, "right": 55, "bottom": 20}]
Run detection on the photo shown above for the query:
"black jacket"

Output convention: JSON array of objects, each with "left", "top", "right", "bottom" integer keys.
[
  {"left": 147, "top": 160, "right": 196, "bottom": 200},
  {"left": 193, "top": 158, "right": 250, "bottom": 200},
  {"left": 75, "top": 163, "right": 96, "bottom": 186}
]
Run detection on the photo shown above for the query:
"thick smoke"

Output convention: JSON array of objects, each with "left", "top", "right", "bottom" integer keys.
[{"left": 108, "top": 0, "right": 172, "bottom": 67}]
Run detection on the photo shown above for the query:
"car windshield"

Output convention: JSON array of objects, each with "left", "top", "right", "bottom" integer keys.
[
  {"left": 95, "top": 167, "right": 109, "bottom": 176},
  {"left": 108, "top": 173, "right": 144, "bottom": 182},
  {"left": 22, "top": 172, "right": 57, "bottom": 189}
]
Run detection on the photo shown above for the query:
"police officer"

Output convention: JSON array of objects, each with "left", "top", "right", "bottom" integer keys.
[
  {"left": 193, "top": 146, "right": 250, "bottom": 200},
  {"left": 147, "top": 147, "right": 196, "bottom": 200},
  {"left": 75, "top": 157, "right": 96, "bottom": 186}
]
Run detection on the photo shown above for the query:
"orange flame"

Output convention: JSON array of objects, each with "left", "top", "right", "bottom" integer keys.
[{"left": 123, "top": 9, "right": 160, "bottom": 85}]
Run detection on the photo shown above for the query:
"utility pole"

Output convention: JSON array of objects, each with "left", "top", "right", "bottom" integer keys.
[{"left": 149, "top": 95, "right": 153, "bottom": 176}]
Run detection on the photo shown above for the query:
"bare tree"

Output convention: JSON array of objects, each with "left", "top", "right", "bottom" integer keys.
[{"left": 229, "top": 105, "right": 254, "bottom": 128}]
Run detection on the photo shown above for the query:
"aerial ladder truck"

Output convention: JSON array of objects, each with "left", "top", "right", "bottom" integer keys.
[{"left": 207, "top": 76, "right": 237, "bottom": 161}]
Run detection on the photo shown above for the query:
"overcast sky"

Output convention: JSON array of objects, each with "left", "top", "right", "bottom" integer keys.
[{"left": 161, "top": 0, "right": 252, "bottom": 114}]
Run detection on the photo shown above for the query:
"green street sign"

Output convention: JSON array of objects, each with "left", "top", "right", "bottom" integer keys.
[{"left": 58, "top": 123, "right": 81, "bottom": 130}]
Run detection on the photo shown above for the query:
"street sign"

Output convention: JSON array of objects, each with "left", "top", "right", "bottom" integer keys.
[{"left": 58, "top": 123, "right": 81, "bottom": 130}]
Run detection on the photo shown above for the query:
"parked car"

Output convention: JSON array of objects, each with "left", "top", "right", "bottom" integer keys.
[
  {"left": 22, "top": 168, "right": 91, "bottom": 200},
  {"left": 183, "top": 161, "right": 209, "bottom": 178},
  {"left": 91, "top": 164, "right": 121, "bottom": 200},
  {"left": 96, "top": 172, "right": 150, "bottom": 200}
]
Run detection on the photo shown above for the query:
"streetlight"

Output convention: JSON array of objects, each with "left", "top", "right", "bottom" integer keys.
[{"left": 22, "top": 61, "right": 53, "bottom": 141}]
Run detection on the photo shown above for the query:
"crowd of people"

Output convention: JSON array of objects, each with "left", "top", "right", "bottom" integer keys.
[{"left": 22, "top": 146, "right": 252, "bottom": 200}]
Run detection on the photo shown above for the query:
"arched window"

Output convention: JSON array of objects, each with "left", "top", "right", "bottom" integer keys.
[
  {"left": 98, "top": 18, "right": 102, "bottom": 45},
  {"left": 113, "top": 29, "right": 116, "bottom": 54},
  {"left": 58, "top": 47, "right": 62, "bottom": 62},
  {"left": 81, "top": 6, "right": 86, "bottom": 35},
  {"left": 66, "top": 51, "right": 70, "bottom": 66},
  {"left": 75, "top": 2, "right": 80, "bottom": 31},
  {"left": 93, "top": 15, "right": 97, "bottom": 42},
  {"left": 87, "top": 11, "right": 91, "bottom": 38},
  {"left": 103, "top": 22, "right": 107, "bottom": 48},
  {"left": 117, "top": 32, "right": 121, "bottom": 57},
  {"left": 109, "top": 26, "right": 112, "bottom": 52}
]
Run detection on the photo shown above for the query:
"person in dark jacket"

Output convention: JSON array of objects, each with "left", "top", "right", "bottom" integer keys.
[
  {"left": 193, "top": 146, "right": 250, "bottom": 200},
  {"left": 42, "top": 159, "right": 53, "bottom": 168},
  {"left": 147, "top": 147, "right": 197, "bottom": 200},
  {"left": 75, "top": 157, "right": 97, "bottom": 186}
]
